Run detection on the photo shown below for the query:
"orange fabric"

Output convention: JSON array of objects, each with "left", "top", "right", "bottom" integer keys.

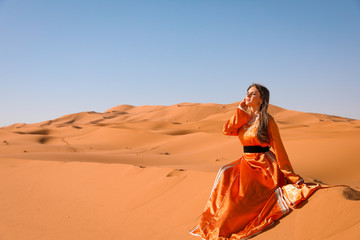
[{"left": 190, "top": 107, "right": 320, "bottom": 239}]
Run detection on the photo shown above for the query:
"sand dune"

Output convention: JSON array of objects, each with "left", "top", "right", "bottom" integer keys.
[{"left": 0, "top": 102, "right": 359, "bottom": 240}]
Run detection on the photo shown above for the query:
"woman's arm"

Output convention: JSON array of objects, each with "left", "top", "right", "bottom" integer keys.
[
  {"left": 223, "top": 99, "right": 251, "bottom": 136},
  {"left": 268, "top": 116, "right": 304, "bottom": 185}
]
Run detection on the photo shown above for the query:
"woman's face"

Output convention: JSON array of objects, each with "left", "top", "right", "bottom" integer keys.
[{"left": 246, "top": 86, "right": 263, "bottom": 108}]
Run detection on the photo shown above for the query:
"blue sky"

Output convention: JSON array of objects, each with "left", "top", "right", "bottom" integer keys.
[{"left": 0, "top": 0, "right": 359, "bottom": 127}]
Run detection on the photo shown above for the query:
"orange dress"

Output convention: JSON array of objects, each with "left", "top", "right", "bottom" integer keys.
[{"left": 189, "top": 106, "right": 320, "bottom": 239}]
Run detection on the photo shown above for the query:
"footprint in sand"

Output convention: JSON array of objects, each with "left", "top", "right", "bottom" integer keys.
[
  {"left": 166, "top": 169, "right": 186, "bottom": 177},
  {"left": 343, "top": 187, "right": 360, "bottom": 201}
]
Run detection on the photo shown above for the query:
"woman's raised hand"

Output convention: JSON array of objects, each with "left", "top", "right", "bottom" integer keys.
[{"left": 239, "top": 97, "right": 248, "bottom": 110}]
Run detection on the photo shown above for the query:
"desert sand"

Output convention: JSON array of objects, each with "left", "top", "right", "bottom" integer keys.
[{"left": 0, "top": 102, "right": 359, "bottom": 240}]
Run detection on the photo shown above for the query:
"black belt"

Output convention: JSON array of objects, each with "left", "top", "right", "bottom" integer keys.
[{"left": 243, "top": 145, "right": 270, "bottom": 153}]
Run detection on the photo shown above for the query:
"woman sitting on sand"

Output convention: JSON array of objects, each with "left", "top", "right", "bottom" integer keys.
[{"left": 189, "top": 83, "right": 320, "bottom": 240}]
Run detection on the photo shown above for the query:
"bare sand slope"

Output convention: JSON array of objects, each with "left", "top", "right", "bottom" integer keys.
[{"left": 0, "top": 102, "right": 359, "bottom": 240}]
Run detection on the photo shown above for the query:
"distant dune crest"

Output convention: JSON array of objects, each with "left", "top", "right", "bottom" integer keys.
[{"left": 2, "top": 102, "right": 357, "bottom": 130}]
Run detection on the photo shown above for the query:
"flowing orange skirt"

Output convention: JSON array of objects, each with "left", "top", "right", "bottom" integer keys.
[{"left": 189, "top": 151, "right": 319, "bottom": 240}]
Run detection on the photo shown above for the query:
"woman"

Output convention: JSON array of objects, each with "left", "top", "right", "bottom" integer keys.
[{"left": 189, "top": 83, "right": 320, "bottom": 239}]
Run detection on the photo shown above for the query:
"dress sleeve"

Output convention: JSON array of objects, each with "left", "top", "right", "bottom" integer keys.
[
  {"left": 223, "top": 106, "right": 251, "bottom": 136},
  {"left": 268, "top": 117, "right": 303, "bottom": 184}
]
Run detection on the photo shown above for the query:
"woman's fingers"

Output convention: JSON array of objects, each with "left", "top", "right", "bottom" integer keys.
[{"left": 240, "top": 97, "right": 247, "bottom": 109}]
